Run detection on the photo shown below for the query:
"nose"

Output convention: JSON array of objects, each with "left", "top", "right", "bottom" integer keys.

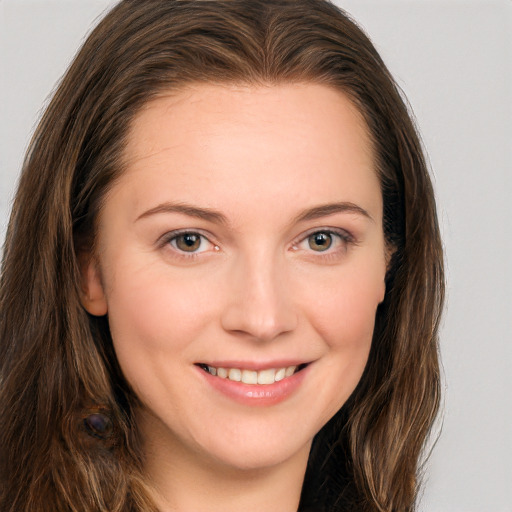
[{"left": 220, "top": 252, "right": 298, "bottom": 342}]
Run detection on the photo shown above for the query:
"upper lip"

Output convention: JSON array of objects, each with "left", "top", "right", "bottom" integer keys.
[{"left": 195, "top": 360, "right": 311, "bottom": 371}]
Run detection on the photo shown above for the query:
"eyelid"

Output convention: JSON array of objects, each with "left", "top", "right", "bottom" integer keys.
[
  {"left": 157, "top": 226, "right": 356, "bottom": 259},
  {"left": 291, "top": 226, "right": 356, "bottom": 256},
  {"left": 294, "top": 226, "right": 355, "bottom": 245},
  {"left": 158, "top": 228, "right": 219, "bottom": 256}
]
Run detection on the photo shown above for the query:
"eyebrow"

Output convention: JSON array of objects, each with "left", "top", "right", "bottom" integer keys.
[
  {"left": 135, "top": 200, "right": 373, "bottom": 225},
  {"left": 136, "top": 202, "right": 229, "bottom": 224},
  {"left": 293, "top": 202, "right": 374, "bottom": 223}
]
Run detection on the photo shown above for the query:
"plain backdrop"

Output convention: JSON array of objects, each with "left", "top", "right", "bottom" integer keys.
[{"left": 1, "top": 1, "right": 511, "bottom": 511}]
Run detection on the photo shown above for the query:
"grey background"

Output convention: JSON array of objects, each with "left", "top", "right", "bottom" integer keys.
[{"left": 1, "top": 1, "right": 511, "bottom": 510}]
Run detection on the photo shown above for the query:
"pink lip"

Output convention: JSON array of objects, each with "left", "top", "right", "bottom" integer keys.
[{"left": 196, "top": 363, "right": 310, "bottom": 406}]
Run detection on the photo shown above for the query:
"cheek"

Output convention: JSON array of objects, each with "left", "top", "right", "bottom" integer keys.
[
  {"left": 302, "top": 264, "right": 384, "bottom": 350},
  {"left": 103, "top": 266, "right": 225, "bottom": 418},
  {"left": 293, "top": 269, "right": 383, "bottom": 431},
  {"left": 108, "top": 256, "right": 213, "bottom": 327},
  {"left": 104, "top": 263, "right": 220, "bottom": 378},
  {"left": 317, "top": 287, "right": 377, "bottom": 382}
]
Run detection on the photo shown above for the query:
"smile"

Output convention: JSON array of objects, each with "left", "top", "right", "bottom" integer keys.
[{"left": 197, "top": 364, "right": 306, "bottom": 385}]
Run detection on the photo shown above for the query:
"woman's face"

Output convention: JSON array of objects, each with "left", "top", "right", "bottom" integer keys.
[{"left": 83, "top": 83, "right": 387, "bottom": 473}]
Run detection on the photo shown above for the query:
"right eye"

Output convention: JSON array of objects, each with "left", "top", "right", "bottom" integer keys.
[
  {"left": 306, "top": 231, "right": 335, "bottom": 252},
  {"left": 168, "top": 232, "right": 213, "bottom": 253},
  {"left": 159, "top": 229, "right": 220, "bottom": 260},
  {"left": 164, "top": 231, "right": 217, "bottom": 256}
]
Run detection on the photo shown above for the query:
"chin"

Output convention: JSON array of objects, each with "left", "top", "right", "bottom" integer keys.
[
  {"left": 205, "top": 438, "right": 312, "bottom": 473},
  {"left": 183, "top": 414, "right": 318, "bottom": 475}
]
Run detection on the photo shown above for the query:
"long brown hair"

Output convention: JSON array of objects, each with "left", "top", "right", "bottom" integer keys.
[{"left": 0, "top": 1, "right": 444, "bottom": 510}]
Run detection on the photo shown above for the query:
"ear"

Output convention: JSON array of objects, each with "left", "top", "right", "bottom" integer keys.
[
  {"left": 80, "top": 255, "right": 108, "bottom": 316},
  {"left": 380, "top": 242, "right": 397, "bottom": 303},
  {"left": 377, "top": 273, "right": 386, "bottom": 305}
]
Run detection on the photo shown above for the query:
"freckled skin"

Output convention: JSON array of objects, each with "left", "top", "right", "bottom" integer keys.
[{"left": 83, "top": 83, "right": 387, "bottom": 510}]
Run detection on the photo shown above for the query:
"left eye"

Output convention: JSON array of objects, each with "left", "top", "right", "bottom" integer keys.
[
  {"left": 307, "top": 232, "right": 334, "bottom": 252},
  {"left": 169, "top": 232, "right": 211, "bottom": 253},
  {"left": 296, "top": 230, "right": 349, "bottom": 253}
]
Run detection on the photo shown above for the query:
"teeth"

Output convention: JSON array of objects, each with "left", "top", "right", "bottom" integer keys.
[
  {"left": 203, "top": 364, "right": 299, "bottom": 385},
  {"left": 241, "top": 370, "right": 258, "bottom": 384},
  {"left": 285, "top": 366, "right": 296, "bottom": 377},
  {"left": 257, "top": 368, "right": 275, "bottom": 384},
  {"left": 228, "top": 368, "right": 241, "bottom": 382},
  {"left": 275, "top": 368, "right": 286, "bottom": 382}
]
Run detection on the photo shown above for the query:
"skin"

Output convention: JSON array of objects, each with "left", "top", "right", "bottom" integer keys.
[{"left": 82, "top": 83, "right": 387, "bottom": 512}]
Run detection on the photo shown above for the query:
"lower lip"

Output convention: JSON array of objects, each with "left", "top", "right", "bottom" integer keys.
[{"left": 197, "top": 366, "right": 309, "bottom": 406}]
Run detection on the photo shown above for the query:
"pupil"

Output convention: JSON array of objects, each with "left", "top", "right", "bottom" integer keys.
[
  {"left": 309, "top": 232, "right": 332, "bottom": 251},
  {"left": 177, "top": 233, "right": 200, "bottom": 251},
  {"left": 183, "top": 234, "right": 197, "bottom": 246}
]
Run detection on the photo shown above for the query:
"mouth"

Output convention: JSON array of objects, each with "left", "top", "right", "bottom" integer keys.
[{"left": 196, "top": 363, "right": 308, "bottom": 385}]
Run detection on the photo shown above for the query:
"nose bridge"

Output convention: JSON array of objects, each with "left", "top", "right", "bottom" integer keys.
[{"left": 220, "top": 246, "right": 297, "bottom": 341}]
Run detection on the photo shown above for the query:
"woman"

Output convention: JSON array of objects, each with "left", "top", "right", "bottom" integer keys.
[{"left": 0, "top": 1, "right": 444, "bottom": 511}]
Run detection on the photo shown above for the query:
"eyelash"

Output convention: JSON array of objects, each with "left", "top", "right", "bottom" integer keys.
[
  {"left": 159, "top": 229, "right": 218, "bottom": 260},
  {"left": 159, "top": 227, "right": 356, "bottom": 261},
  {"left": 292, "top": 228, "right": 355, "bottom": 260}
]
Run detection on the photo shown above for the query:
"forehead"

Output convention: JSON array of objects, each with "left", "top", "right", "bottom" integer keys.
[
  {"left": 125, "top": 82, "right": 373, "bottom": 163},
  {"left": 116, "top": 82, "right": 381, "bottom": 224}
]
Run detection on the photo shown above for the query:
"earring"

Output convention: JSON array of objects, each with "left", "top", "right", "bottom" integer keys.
[{"left": 83, "top": 409, "right": 114, "bottom": 440}]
